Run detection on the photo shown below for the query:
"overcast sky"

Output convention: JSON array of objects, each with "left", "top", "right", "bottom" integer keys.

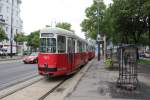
[{"left": 20, "top": 0, "right": 112, "bottom": 38}]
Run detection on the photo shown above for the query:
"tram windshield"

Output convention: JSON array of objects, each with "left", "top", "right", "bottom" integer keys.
[{"left": 40, "top": 38, "right": 56, "bottom": 53}]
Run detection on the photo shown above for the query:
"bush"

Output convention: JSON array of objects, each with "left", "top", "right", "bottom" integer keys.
[
  {"left": 138, "top": 59, "right": 150, "bottom": 65},
  {"left": 104, "top": 58, "right": 113, "bottom": 69}
]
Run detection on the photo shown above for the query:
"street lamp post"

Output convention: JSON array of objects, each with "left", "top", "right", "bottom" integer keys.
[
  {"left": 10, "top": 0, "right": 14, "bottom": 58},
  {"left": 95, "top": 0, "right": 102, "bottom": 61},
  {"left": 97, "top": 34, "right": 101, "bottom": 61}
]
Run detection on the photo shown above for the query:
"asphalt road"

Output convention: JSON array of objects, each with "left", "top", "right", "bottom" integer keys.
[{"left": 0, "top": 61, "right": 38, "bottom": 90}]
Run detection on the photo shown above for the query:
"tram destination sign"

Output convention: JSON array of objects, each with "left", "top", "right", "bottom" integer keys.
[{"left": 41, "top": 33, "right": 54, "bottom": 37}]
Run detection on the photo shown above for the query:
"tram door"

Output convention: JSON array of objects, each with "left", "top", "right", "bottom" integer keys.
[{"left": 67, "top": 38, "right": 75, "bottom": 72}]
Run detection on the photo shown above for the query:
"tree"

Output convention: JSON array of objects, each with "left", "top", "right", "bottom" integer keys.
[
  {"left": 0, "top": 26, "right": 8, "bottom": 42},
  {"left": 14, "top": 33, "right": 26, "bottom": 43},
  {"left": 112, "top": 0, "right": 147, "bottom": 44},
  {"left": 27, "top": 30, "right": 40, "bottom": 52},
  {"left": 56, "top": 22, "right": 72, "bottom": 31},
  {"left": 80, "top": 0, "right": 106, "bottom": 39},
  {"left": 81, "top": 0, "right": 150, "bottom": 46},
  {"left": 142, "top": 0, "right": 150, "bottom": 49},
  {"left": 14, "top": 33, "right": 26, "bottom": 54}
]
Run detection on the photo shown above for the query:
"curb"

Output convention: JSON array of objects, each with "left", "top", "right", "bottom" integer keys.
[
  {"left": 0, "top": 76, "right": 44, "bottom": 99},
  {"left": 0, "top": 57, "right": 23, "bottom": 61},
  {"left": 61, "top": 58, "right": 95, "bottom": 100}
]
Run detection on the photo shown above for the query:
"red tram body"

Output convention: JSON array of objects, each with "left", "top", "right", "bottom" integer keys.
[{"left": 38, "top": 28, "right": 95, "bottom": 77}]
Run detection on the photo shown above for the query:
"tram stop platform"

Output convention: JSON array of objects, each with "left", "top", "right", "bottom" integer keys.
[{"left": 64, "top": 58, "right": 150, "bottom": 100}]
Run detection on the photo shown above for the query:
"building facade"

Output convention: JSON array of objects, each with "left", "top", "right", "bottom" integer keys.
[{"left": 0, "top": 0, "right": 22, "bottom": 54}]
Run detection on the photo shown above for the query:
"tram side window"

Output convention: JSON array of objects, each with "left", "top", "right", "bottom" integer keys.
[
  {"left": 72, "top": 39, "right": 75, "bottom": 53},
  {"left": 79, "top": 41, "right": 82, "bottom": 52},
  {"left": 77, "top": 41, "right": 79, "bottom": 53},
  {"left": 86, "top": 44, "right": 88, "bottom": 52},
  {"left": 57, "top": 36, "right": 66, "bottom": 53},
  {"left": 82, "top": 43, "right": 85, "bottom": 52},
  {"left": 77, "top": 41, "right": 82, "bottom": 53}
]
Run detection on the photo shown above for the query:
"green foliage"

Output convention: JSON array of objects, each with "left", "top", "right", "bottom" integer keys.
[
  {"left": 14, "top": 33, "right": 26, "bottom": 42},
  {"left": 110, "top": 0, "right": 148, "bottom": 44},
  {"left": 104, "top": 58, "right": 112, "bottom": 65},
  {"left": 56, "top": 22, "right": 72, "bottom": 31},
  {"left": 27, "top": 30, "right": 40, "bottom": 49},
  {"left": 0, "top": 26, "right": 8, "bottom": 42},
  {"left": 104, "top": 58, "right": 113, "bottom": 69},
  {"left": 81, "top": 0, "right": 150, "bottom": 45},
  {"left": 138, "top": 59, "right": 150, "bottom": 65},
  {"left": 80, "top": 0, "right": 106, "bottom": 39}
]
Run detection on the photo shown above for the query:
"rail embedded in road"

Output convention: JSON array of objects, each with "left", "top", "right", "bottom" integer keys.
[
  {"left": 0, "top": 74, "right": 39, "bottom": 91},
  {"left": 38, "top": 77, "right": 68, "bottom": 100},
  {"left": 0, "top": 75, "right": 44, "bottom": 99},
  {"left": 0, "top": 59, "right": 95, "bottom": 100},
  {"left": 0, "top": 76, "right": 67, "bottom": 100}
]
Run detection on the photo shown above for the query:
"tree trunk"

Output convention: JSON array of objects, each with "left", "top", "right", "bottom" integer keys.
[
  {"left": 16, "top": 42, "right": 18, "bottom": 55},
  {"left": 103, "top": 35, "right": 107, "bottom": 61},
  {"left": 148, "top": 15, "right": 150, "bottom": 50},
  {"left": 136, "top": 47, "right": 139, "bottom": 60}
]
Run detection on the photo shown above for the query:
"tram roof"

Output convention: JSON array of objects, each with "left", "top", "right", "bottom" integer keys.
[
  {"left": 40, "top": 27, "right": 88, "bottom": 42},
  {"left": 40, "top": 27, "right": 74, "bottom": 37}
]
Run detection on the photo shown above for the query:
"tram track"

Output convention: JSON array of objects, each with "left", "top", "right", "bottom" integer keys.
[
  {"left": 38, "top": 77, "right": 68, "bottom": 100},
  {"left": 0, "top": 75, "right": 44, "bottom": 99},
  {"left": 1, "top": 76, "right": 70, "bottom": 100},
  {"left": 0, "top": 73, "right": 39, "bottom": 91},
  {"left": 1, "top": 59, "right": 95, "bottom": 100}
]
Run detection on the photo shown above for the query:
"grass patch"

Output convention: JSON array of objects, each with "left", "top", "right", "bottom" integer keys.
[
  {"left": 104, "top": 58, "right": 113, "bottom": 69},
  {"left": 138, "top": 59, "right": 150, "bottom": 65}
]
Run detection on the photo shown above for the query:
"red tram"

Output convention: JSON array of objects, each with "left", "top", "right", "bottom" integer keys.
[{"left": 38, "top": 27, "right": 95, "bottom": 77}]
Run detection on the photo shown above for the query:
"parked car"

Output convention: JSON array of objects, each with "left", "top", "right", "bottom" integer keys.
[
  {"left": 139, "top": 51, "right": 145, "bottom": 57},
  {"left": 0, "top": 48, "right": 7, "bottom": 56},
  {"left": 23, "top": 52, "right": 38, "bottom": 64},
  {"left": 144, "top": 51, "right": 150, "bottom": 58}
]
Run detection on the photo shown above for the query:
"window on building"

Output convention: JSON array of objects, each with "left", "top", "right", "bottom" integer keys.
[
  {"left": 6, "top": 16, "right": 8, "bottom": 21},
  {"left": 16, "top": 11, "right": 18, "bottom": 16},
  {"left": 16, "top": 29, "right": 18, "bottom": 33},
  {"left": 57, "top": 35, "right": 66, "bottom": 53},
  {"left": 0, "top": 5, "right": 2, "bottom": 13},
  {"left": 7, "top": 6, "right": 9, "bottom": 12},
  {"left": 6, "top": 27, "right": 8, "bottom": 32}
]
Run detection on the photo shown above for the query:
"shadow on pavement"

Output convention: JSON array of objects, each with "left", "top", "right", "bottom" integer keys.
[
  {"left": 138, "top": 64, "right": 150, "bottom": 76},
  {"left": 108, "top": 81, "right": 150, "bottom": 99}
]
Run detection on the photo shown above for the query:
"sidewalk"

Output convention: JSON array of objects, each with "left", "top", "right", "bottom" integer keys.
[{"left": 65, "top": 58, "right": 150, "bottom": 100}]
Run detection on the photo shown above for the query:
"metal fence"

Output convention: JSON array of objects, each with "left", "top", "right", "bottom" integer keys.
[{"left": 116, "top": 45, "right": 138, "bottom": 91}]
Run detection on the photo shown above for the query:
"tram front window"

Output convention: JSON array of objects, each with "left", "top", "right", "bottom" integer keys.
[
  {"left": 57, "top": 35, "right": 66, "bottom": 53},
  {"left": 40, "top": 38, "right": 56, "bottom": 53}
]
